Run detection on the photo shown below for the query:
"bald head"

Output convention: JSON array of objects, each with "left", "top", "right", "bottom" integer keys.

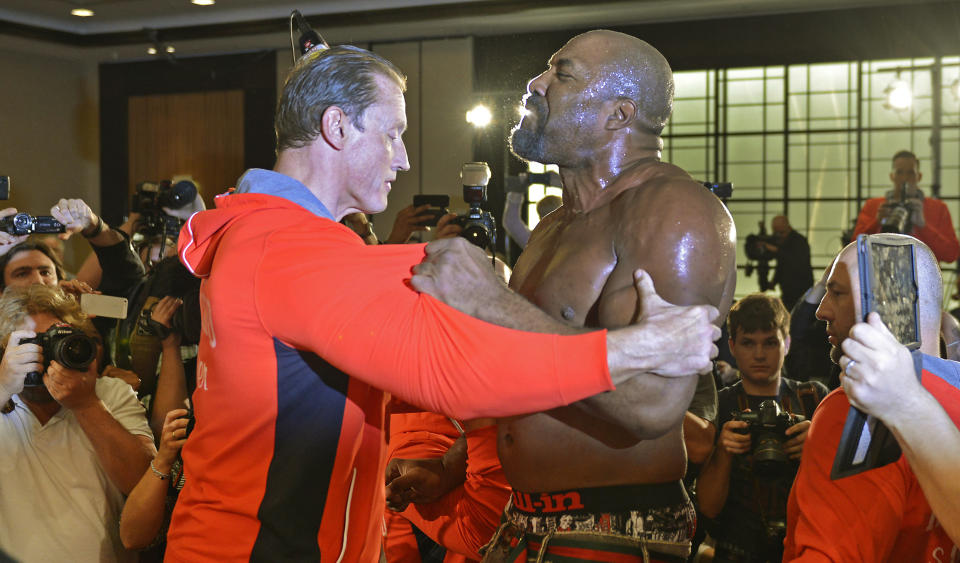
[
  {"left": 836, "top": 236, "right": 941, "bottom": 352},
  {"left": 771, "top": 215, "right": 792, "bottom": 238},
  {"left": 568, "top": 30, "right": 674, "bottom": 135}
]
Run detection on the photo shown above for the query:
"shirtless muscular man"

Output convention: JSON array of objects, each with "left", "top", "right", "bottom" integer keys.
[{"left": 415, "top": 30, "right": 737, "bottom": 560}]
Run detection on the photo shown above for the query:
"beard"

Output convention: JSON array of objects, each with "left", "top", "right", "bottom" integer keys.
[
  {"left": 509, "top": 94, "right": 549, "bottom": 163},
  {"left": 830, "top": 344, "right": 843, "bottom": 366},
  {"left": 20, "top": 383, "right": 55, "bottom": 404}
]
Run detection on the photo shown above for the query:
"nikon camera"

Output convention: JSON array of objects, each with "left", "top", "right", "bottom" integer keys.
[
  {"left": 452, "top": 162, "right": 496, "bottom": 251},
  {"left": 732, "top": 400, "right": 805, "bottom": 479},
  {"left": 19, "top": 324, "right": 98, "bottom": 387}
]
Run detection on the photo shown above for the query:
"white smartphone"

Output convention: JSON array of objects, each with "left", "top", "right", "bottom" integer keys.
[{"left": 80, "top": 293, "right": 128, "bottom": 319}]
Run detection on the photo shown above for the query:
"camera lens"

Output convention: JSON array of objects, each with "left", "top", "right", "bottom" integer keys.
[
  {"left": 53, "top": 333, "right": 97, "bottom": 370},
  {"left": 162, "top": 180, "right": 198, "bottom": 210},
  {"left": 461, "top": 224, "right": 491, "bottom": 249}
]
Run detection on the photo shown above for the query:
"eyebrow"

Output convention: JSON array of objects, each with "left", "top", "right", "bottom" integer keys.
[{"left": 826, "top": 280, "right": 846, "bottom": 291}]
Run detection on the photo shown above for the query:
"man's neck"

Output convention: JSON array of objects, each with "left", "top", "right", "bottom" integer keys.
[
  {"left": 274, "top": 148, "right": 351, "bottom": 221},
  {"left": 560, "top": 151, "right": 660, "bottom": 213},
  {"left": 740, "top": 373, "right": 781, "bottom": 397},
  {"left": 21, "top": 395, "right": 61, "bottom": 426}
]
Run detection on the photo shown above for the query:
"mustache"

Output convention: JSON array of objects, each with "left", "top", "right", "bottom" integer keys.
[{"left": 522, "top": 93, "right": 548, "bottom": 121}]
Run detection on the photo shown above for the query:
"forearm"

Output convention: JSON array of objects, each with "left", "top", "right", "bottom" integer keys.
[
  {"left": 696, "top": 445, "right": 733, "bottom": 518},
  {"left": 438, "top": 434, "right": 468, "bottom": 493},
  {"left": 684, "top": 412, "right": 716, "bottom": 464},
  {"left": 570, "top": 371, "right": 697, "bottom": 442},
  {"left": 73, "top": 401, "right": 155, "bottom": 494},
  {"left": 151, "top": 343, "right": 187, "bottom": 437},
  {"left": 887, "top": 391, "right": 960, "bottom": 545},
  {"left": 502, "top": 192, "right": 531, "bottom": 248},
  {"left": 119, "top": 468, "right": 169, "bottom": 549}
]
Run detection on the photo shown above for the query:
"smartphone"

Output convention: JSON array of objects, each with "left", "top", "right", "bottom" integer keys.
[
  {"left": 0, "top": 176, "right": 9, "bottom": 200},
  {"left": 412, "top": 194, "right": 450, "bottom": 227},
  {"left": 81, "top": 293, "right": 129, "bottom": 319}
]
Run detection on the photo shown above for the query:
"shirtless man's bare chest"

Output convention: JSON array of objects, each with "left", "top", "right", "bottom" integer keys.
[{"left": 498, "top": 163, "right": 736, "bottom": 492}]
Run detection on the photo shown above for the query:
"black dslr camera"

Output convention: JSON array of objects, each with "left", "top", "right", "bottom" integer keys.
[
  {"left": 732, "top": 400, "right": 804, "bottom": 479},
  {"left": 452, "top": 162, "right": 497, "bottom": 251},
  {"left": 0, "top": 213, "right": 65, "bottom": 236},
  {"left": 880, "top": 184, "right": 912, "bottom": 234},
  {"left": 132, "top": 179, "right": 198, "bottom": 237},
  {"left": 18, "top": 324, "right": 98, "bottom": 387}
]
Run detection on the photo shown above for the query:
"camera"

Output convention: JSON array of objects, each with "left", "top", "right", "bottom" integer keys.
[
  {"left": 18, "top": 324, "right": 98, "bottom": 387},
  {"left": 702, "top": 181, "right": 733, "bottom": 200},
  {"left": 744, "top": 221, "right": 775, "bottom": 292},
  {"left": 132, "top": 179, "right": 198, "bottom": 237},
  {"left": 452, "top": 162, "right": 497, "bottom": 250},
  {"left": 879, "top": 183, "right": 913, "bottom": 234},
  {"left": 880, "top": 204, "right": 911, "bottom": 234},
  {"left": 0, "top": 213, "right": 66, "bottom": 236},
  {"left": 732, "top": 400, "right": 804, "bottom": 479}
]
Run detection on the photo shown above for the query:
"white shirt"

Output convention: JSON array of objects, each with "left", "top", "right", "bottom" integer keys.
[{"left": 0, "top": 377, "right": 153, "bottom": 562}]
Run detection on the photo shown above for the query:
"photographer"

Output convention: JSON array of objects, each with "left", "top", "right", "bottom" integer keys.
[
  {"left": 784, "top": 236, "right": 958, "bottom": 561},
  {"left": 698, "top": 294, "right": 826, "bottom": 562},
  {"left": 0, "top": 284, "right": 154, "bottom": 562},
  {"left": 852, "top": 150, "right": 960, "bottom": 263},
  {"left": 754, "top": 215, "right": 813, "bottom": 311}
]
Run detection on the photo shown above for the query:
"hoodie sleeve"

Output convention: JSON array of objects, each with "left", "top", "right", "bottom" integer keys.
[{"left": 253, "top": 225, "right": 614, "bottom": 420}]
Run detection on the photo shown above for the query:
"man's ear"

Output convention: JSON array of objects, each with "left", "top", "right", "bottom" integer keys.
[
  {"left": 784, "top": 334, "right": 791, "bottom": 355},
  {"left": 605, "top": 98, "right": 638, "bottom": 131},
  {"left": 320, "top": 106, "right": 348, "bottom": 150}
]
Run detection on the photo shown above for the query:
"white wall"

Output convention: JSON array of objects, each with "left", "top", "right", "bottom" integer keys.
[{"left": 0, "top": 41, "right": 99, "bottom": 271}]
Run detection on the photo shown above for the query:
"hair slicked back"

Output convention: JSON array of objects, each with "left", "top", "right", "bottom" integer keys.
[{"left": 274, "top": 45, "right": 406, "bottom": 153}]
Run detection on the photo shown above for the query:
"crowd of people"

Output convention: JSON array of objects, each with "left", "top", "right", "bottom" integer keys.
[{"left": 0, "top": 28, "right": 958, "bottom": 563}]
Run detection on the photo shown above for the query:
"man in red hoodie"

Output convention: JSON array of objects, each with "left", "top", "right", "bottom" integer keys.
[{"left": 167, "top": 44, "right": 721, "bottom": 562}]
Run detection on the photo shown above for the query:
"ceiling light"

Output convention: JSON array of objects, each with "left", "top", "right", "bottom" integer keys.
[
  {"left": 191, "top": 0, "right": 216, "bottom": 5},
  {"left": 465, "top": 105, "right": 492, "bottom": 128},
  {"left": 883, "top": 77, "right": 912, "bottom": 111},
  {"left": 70, "top": 8, "right": 94, "bottom": 17},
  {"left": 165, "top": 46, "right": 176, "bottom": 54},
  {"left": 147, "top": 46, "right": 157, "bottom": 55}
]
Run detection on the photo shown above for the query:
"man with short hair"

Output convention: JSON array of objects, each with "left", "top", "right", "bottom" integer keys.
[
  {"left": 697, "top": 294, "right": 825, "bottom": 562},
  {"left": 414, "top": 30, "right": 737, "bottom": 560},
  {"left": 852, "top": 150, "right": 960, "bottom": 262},
  {"left": 0, "top": 284, "right": 155, "bottom": 562},
  {"left": 783, "top": 234, "right": 960, "bottom": 560},
  {"left": 169, "top": 44, "right": 721, "bottom": 562}
]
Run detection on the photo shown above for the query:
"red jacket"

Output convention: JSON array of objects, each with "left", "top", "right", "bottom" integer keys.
[
  {"left": 784, "top": 355, "right": 960, "bottom": 561},
  {"left": 852, "top": 197, "right": 960, "bottom": 262},
  {"left": 166, "top": 190, "right": 613, "bottom": 562}
]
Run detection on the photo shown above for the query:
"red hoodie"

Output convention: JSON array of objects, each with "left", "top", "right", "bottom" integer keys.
[{"left": 166, "top": 191, "right": 614, "bottom": 562}]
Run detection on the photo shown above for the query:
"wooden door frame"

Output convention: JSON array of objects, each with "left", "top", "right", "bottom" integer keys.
[{"left": 99, "top": 50, "right": 276, "bottom": 225}]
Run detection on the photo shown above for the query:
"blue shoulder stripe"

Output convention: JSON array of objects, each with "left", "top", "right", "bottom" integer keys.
[{"left": 922, "top": 353, "right": 960, "bottom": 390}]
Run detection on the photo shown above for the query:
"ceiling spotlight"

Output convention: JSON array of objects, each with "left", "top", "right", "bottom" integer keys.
[
  {"left": 466, "top": 104, "right": 492, "bottom": 128},
  {"left": 191, "top": 0, "right": 216, "bottom": 5},
  {"left": 70, "top": 8, "right": 94, "bottom": 17},
  {"left": 147, "top": 46, "right": 158, "bottom": 55},
  {"left": 165, "top": 46, "right": 176, "bottom": 54},
  {"left": 883, "top": 76, "right": 912, "bottom": 111}
]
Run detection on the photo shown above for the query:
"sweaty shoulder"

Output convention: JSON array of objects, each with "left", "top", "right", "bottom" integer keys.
[{"left": 607, "top": 160, "right": 736, "bottom": 308}]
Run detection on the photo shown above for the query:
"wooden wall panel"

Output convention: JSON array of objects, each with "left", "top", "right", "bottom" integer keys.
[{"left": 127, "top": 90, "right": 244, "bottom": 207}]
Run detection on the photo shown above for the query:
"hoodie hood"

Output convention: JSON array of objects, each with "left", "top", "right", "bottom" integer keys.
[{"left": 179, "top": 169, "right": 336, "bottom": 279}]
